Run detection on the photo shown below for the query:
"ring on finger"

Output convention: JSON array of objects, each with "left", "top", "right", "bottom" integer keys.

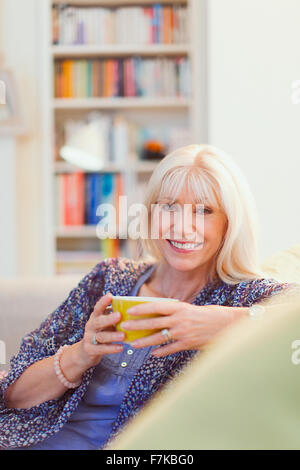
[
  {"left": 92, "top": 333, "right": 99, "bottom": 345},
  {"left": 161, "top": 328, "right": 172, "bottom": 343}
]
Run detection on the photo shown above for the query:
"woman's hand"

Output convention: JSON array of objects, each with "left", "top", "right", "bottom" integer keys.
[
  {"left": 5, "top": 293, "right": 126, "bottom": 409},
  {"left": 121, "top": 301, "right": 249, "bottom": 357},
  {"left": 75, "top": 293, "right": 125, "bottom": 369}
]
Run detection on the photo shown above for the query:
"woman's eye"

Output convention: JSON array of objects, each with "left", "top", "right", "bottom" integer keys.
[
  {"left": 161, "top": 203, "right": 178, "bottom": 211},
  {"left": 195, "top": 206, "right": 212, "bottom": 215},
  {"left": 160, "top": 203, "right": 212, "bottom": 214}
]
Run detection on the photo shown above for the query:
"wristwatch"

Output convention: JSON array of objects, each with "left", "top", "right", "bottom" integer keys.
[{"left": 248, "top": 304, "right": 265, "bottom": 319}]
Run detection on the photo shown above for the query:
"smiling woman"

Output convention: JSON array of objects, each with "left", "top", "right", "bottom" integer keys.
[
  {"left": 139, "top": 144, "right": 262, "bottom": 286},
  {"left": 0, "top": 144, "right": 295, "bottom": 451}
]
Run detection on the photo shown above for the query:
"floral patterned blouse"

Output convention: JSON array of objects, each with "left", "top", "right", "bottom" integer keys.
[{"left": 0, "top": 257, "right": 293, "bottom": 449}]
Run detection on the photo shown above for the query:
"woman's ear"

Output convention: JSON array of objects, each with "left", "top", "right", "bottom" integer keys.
[{"left": 222, "top": 216, "right": 229, "bottom": 237}]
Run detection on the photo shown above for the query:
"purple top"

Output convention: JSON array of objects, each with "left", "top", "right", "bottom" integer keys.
[
  {"left": 0, "top": 257, "right": 295, "bottom": 449},
  {"left": 23, "top": 265, "right": 156, "bottom": 450}
]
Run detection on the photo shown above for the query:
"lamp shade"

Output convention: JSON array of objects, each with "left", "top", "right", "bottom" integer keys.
[{"left": 60, "top": 118, "right": 109, "bottom": 171}]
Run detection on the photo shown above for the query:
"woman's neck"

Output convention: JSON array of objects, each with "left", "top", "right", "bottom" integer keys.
[{"left": 146, "top": 260, "right": 218, "bottom": 303}]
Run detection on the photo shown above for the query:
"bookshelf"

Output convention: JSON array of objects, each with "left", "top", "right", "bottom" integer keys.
[
  {"left": 53, "top": 0, "right": 189, "bottom": 5},
  {"left": 52, "top": 44, "right": 190, "bottom": 57},
  {"left": 54, "top": 159, "right": 158, "bottom": 173},
  {"left": 39, "top": 0, "right": 207, "bottom": 276},
  {"left": 53, "top": 97, "right": 190, "bottom": 109}
]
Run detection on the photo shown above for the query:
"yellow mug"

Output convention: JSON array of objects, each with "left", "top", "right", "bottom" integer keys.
[{"left": 111, "top": 295, "right": 179, "bottom": 343}]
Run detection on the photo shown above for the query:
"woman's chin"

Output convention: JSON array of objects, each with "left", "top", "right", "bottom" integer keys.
[
  {"left": 156, "top": 240, "right": 209, "bottom": 270},
  {"left": 163, "top": 253, "right": 206, "bottom": 272}
]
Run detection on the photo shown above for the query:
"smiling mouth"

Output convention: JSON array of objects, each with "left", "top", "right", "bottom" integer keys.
[{"left": 167, "top": 239, "right": 203, "bottom": 251}]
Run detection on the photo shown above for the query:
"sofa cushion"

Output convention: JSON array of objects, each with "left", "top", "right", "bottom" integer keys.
[
  {"left": 261, "top": 244, "right": 300, "bottom": 284},
  {"left": 0, "top": 275, "right": 81, "bottom": 370}
]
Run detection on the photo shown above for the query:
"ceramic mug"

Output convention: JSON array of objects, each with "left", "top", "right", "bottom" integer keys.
[{"left": 111, "top": 295, "right": 179, "bottom": 343}]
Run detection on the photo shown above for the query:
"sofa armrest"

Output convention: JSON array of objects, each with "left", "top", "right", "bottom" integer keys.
[{"left": 0, "top": 275, "right": 81, "bottom": 370}]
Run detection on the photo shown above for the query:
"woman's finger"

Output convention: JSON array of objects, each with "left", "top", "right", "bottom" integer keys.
[
  {"left": 151, "top": 340, "right": 198, "bottom": 357},
  {"left": 94, "top": 330, "right": 125, "bottom": 344},
  {"left": 151, "top": 332, "right": 211, "bottom": 357},
  {"left": 129, "top": 328, "right": 178, "bottom": 348},
  {"left": 91, "top": 293, "right": 113, "bottom": 318},
  {"left": 127, "top": 300, "right": 183, "bottom": 317},
  {"left": 121, "top": 315, "right": 173, "bottom": 332},
  {"left": 88, "top": 343, "right": 124, "bottom": 355},
  {"left": 93, "top": 311, "right": 121, "bottom": 330}
]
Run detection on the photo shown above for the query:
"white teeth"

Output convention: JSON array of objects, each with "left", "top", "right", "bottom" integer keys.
[{"left": 169, "top": 240, "right": 202, "bottom": 250}]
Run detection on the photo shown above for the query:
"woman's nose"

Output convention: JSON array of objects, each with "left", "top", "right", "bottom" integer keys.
[{"left": 172, "top": 207, "right": 204, "bottom": 242}]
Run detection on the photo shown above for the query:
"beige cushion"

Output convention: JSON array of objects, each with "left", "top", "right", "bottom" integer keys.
[
  {"left": 0, "top": 275, "right": 81, "bottom": 370},
  {"left": 261, "top": 244, "right": 300, "bottom": 284}
]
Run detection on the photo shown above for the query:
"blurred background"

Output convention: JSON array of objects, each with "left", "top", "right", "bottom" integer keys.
[{"left": 0, "top": 0, "right": 299, "bottom": 279}]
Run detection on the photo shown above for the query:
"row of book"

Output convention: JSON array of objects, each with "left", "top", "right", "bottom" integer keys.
[
  {"left": 54, "top": 57, "right": 190, "bottom": 98},
  {"left": 56, "top": 243, "right": 120, "bottom": 275},
  {"left": 55, "top": 172, "right": 124, "bottom": 227},
  {"left": 55, "top": 113, "right": 192, "bottom": 166},
  {"left": 52, "top": 4, "right": 188, "bottom": 45}
]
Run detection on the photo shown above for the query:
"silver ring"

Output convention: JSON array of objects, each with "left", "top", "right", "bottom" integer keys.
[
  {"left": 92, "top": 334, "right": 99, "bottom": 345},
  {"left": 161, "top": 328, "right": 172, "bottom": 342},
  {"left": 104, "top": 306, "right": 113, "bottom": 315}
]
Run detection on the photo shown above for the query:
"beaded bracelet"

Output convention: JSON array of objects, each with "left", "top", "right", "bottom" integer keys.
[{"left": 53, "top": 345, "right": 81, "bottom": 389}]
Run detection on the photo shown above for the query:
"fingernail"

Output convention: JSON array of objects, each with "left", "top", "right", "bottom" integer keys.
[
  {"left": 121, "top": 322, "right": 129, "bottom": 330},
  {"left": 127, "top": 307, "right": 136, "bottom": 314}
]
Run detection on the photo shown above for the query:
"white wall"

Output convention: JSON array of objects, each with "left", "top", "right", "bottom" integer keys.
[
  {"left": 0, "top": 0, "right": 49, "bottom": 276},
  {"left": 207, "top": 0, "right": 300, "bottom": 260}
]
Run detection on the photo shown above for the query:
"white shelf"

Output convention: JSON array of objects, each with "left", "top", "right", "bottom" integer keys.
[
  {"left": 54, "top": 160, "right": 160, "bottom": 173},
  {"left": 53, "top": 0, "right": 187, "bottom": 5},
  {"left": 55, "top": 225, "right": 128, "bottom": 239},
  {"left": 54, "top": 161, "right": 125, "bottom": 173},
  {"left": 56, "top": 250, "right": 102, "bottom": 260},
  {"left": 52, "top": 44, "right": 190, "bottom": 58},
  {"left": 53, "top": 97, "right": 190, "bottom": 110},
  {"left": 56, "top": 225, "right": 100, "bottom": 238},
  {"left": 132, "top": 161, "right": 159, "bottom": 172}
]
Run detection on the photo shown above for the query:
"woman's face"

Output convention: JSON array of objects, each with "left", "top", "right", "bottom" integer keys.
[{"left": 151, "top": 185, "right": 228, "bottom": 273}]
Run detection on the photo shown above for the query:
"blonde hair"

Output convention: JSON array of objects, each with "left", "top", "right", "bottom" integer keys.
[{"left": 137, "top": 144, "right": 264, "bottom": 285}]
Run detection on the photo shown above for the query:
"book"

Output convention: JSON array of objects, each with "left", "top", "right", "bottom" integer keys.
[
  {"left": 63, "top": 172, "right": 85, "bottom": 225},
  {"left": 52, "top": 5, "right": 59, "bottom": 45},
  {"left": 112, "top": 115, "right": 129, "bottom": 167},
  {"left": 52, "top": 4, "right": 188, "bottom": 46},
  {"left": 54, "top": 57, "right": 191, "bottom": 98}
]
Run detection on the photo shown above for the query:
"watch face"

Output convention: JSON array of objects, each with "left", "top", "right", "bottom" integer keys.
[{"left": 249, "top": 304, "right": 265, "bottom": 319}]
